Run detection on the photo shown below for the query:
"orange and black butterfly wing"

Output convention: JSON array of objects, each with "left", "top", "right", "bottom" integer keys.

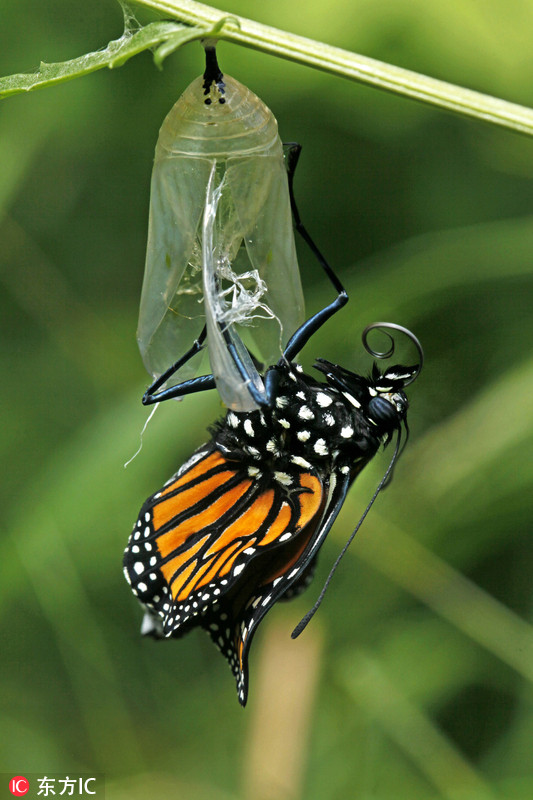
[
  {"left": 124, "top": 444, "right": 324, "bottom": 629},
  {"left": 198, "top": 470, "right": 352, "bottom": 705},
  {"left": 124, "top": 443, "right": 254, "bottom": 629},
  {"left": 124, "top": 444, "right": 351, "bottom": 704}
]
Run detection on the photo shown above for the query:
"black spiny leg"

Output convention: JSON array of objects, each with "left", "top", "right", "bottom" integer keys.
[
  {"left": 280, "top": 143, "right": 348, "bottom": 363},
  {"left": 142, "top": 325, "right": 216, "bottom": 405}
]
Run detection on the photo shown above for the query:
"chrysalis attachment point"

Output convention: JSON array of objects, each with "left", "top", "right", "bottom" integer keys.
[{"left": 202, "top": 42, "right": 225, "bottom": 104}]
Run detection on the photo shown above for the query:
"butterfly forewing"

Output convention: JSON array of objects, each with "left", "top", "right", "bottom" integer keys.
[{"left": 124, "top": 445, "right": 326, "bottom": 651}]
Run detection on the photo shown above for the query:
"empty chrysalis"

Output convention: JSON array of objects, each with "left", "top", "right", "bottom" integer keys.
[{"left": 137, "top": 43, "right": 305, "bottom": 411}]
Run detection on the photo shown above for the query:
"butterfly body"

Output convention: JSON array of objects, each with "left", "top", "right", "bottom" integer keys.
[{"left": 124, "top": 358, "right": 412, "bottom": 704}]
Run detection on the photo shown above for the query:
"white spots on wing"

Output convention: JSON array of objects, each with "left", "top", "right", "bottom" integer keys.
[
  {"left": 261, "top": 594, "right": 272, "bottom": 606},
  {"left": 341, "top": 425, "right": 354, "bottom": 438},
  {"left": 131, "top": 545, "right": 140, "bottom": 554},
  {"left": 278, "top": 418, "right": 290, "bottom": 429},
  {"left": 266, "top": 439, "right": 279, "bottom": 455},
  {"left": 133, "top": 562, "right": 144, "bottom": 575},
  {"left": 123, "top": 566, "right": 131, "bottom": 585},
  {"left": 274, "top": 471, "right": 293, "bottom": 486},
  {"left": 296, "top": 391, "right": 306, "bottom": 400},
  {"left": 368, "top": 387, "right": 377, "bottom": 397},
  {"left": 228, "top": 412, "right": 239, "bottom": 427},
  {"left": 289, "top": 568, "right": 299, "bottom": 579},
  {"left": 297, "top": 430, "right": 311, "bottom": 442},
  {"left": 279, "top": 532, "right": 292, "bottom": 542},
  {"left": 244, "top": 547, "right": 256, "bottom": 555},
  {"left": 323, "top": 412, "right": 335, "bottom": 427},
  {"left": 298, "top": 406, "right": 315, "bottom": 421},
  {"left": 248, "top": 465, "right": 261, "bottom": 478},
  {"left": 341, "top": 465, "right": 350, "bottom": 474},
  {"left": 276, "top": 396, "right": 289, "bottom": 408}
]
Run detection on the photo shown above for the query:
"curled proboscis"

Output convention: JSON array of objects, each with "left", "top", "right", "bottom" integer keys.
[{"left": 362, "top": 322, "right": 424, "bottom": 386}]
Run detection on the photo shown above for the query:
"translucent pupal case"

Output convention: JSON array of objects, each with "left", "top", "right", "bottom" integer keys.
[{"left": 137, "top": 72, "right": 305, "bottom": 411}]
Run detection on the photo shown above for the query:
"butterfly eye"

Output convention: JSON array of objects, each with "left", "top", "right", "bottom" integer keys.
[
  {"left": 367, "top": 395, "right": 400, "bottom": 427},
  {"left": 136, "top": 46, "right": 305, "bottom": 410}
]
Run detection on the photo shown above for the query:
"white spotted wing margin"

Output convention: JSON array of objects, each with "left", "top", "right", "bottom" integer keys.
[{"left": 199, "top": 469, "right": 352, "bottom": 707}]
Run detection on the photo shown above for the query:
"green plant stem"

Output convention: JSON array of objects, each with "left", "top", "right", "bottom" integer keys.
[{"left": 135, "top": 0, "right": 533, "bottom": 136}]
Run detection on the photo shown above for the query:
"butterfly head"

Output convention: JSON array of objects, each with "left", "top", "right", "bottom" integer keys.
[{"left": 313, "top": 359, "right": 418, "bottom": 439}]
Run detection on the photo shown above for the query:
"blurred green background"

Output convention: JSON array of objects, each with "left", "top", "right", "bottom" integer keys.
[{"left": 1, "top": 1, "right": 533, "bottom": 798}]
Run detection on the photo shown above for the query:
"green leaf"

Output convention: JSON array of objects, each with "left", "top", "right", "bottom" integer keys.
[{"left": 0, "top": 20, "right": 208, "bottom": 99}]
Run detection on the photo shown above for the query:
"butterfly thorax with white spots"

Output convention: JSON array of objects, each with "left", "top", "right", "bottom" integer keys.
[{"left": 211, "top": 360, "right": 407, "bottom": 487}]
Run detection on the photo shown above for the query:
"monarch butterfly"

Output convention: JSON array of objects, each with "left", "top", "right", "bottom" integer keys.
[
  {"left": 125, "top": 48, "right": 423, "bottom": 706},
  {"left": 137, "top": 43, "right": 304, "bottom": 412}
]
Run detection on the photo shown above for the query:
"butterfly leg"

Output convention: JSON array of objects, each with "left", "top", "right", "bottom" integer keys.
[
  {"left": 142, "top": 325, "right": 216, "bottom": 405},
  {"left": 279, "top": 144, "right": 348, "bottom": 363}
]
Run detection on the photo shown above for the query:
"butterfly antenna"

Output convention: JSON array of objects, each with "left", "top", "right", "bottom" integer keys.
[{"left": 291, "top": 430, "right": 402, "bottom": 639}]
